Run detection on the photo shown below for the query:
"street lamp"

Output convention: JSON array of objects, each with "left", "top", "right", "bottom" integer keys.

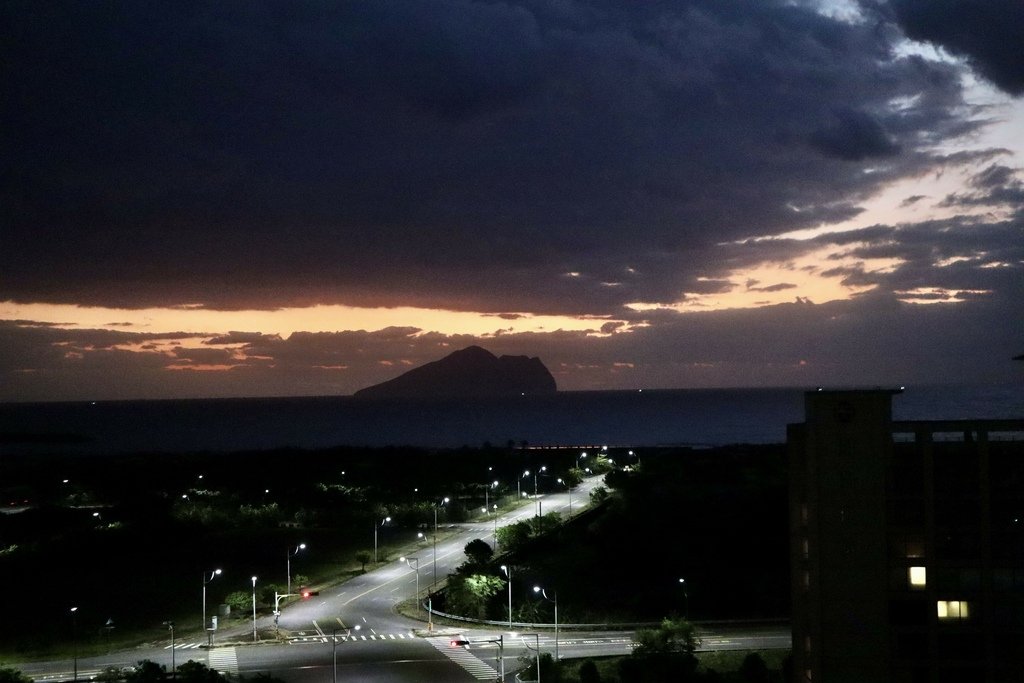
[
  {"left": 534, "top": 466, "right": 547, "bottom": 516},
  {"left": 70, "top": 606, "right": 78, "bottom": 683},
  {"left": 520, "top": 633, "right": 542, "bottom": 683},
  {"left": 401, "top": 556, "right": 421, "bottom": 614},
  {"left": 484, "top": 480, "right": 498, "bottom": 513},
  {"left": 202, "top": 568, "right": 222, "bottom": 641},
  {"left": 679, "top": 577, "right": 689, "bottom": 620},
  {"left": 331, "top": 628, "right": 339, "bottom": 683},
  {"left": 374, "top": 516, "right": 391, "bottom": 564},
  {"left": 331, "top": 626, "right": 357, "bottom": 683},
  {"left": 501, "top": 565, "right": 512, "bottom": 628},
  {"left": 492, "top": 504, "right": 499, "bottom": 549},
  {"left": 433, "top": 496, "right": 449, "bottom": 586},
  {"left": 251, "top": 576, "right": 258, "bottom": 642},
  {"left": 534, "top": 585, "right": 559, "bottom": 660},
  {"left": 519, "top": 470, "right": 529, "bottom": 501},
  {"left": 287, "top": 543, "right": 306, "bottom": 595},
  {"left": 557, "top": 477, "right": 572, "bottom": 516},
  {"left": 577, "top": 452, "right": 587, "bottom": 470},
  {"left": 163, "top": 621, "right": 175, "bottom": 678}
]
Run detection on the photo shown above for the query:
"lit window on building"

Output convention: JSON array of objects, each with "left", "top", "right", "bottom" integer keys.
[
  {"left": 936, "top": 600, "right": 969, "bottom": 620},
  {"left": 909, "top": 566, "right": 926, "bottom": 587}
]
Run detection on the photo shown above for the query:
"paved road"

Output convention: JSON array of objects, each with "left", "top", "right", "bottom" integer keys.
[{"left": 11, "top": 475, "right": 790, "bottom": 682}]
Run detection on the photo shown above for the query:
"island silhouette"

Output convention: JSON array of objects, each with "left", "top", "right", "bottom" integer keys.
[{"left": 354, "top": 345, "right": 557, "bottom": 398}]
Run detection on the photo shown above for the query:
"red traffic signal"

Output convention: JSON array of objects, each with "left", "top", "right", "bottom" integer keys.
[
  {"left": 450, "top": 639, "right": 470, "bottom": 648},
  {"left": 301, "top": 590, "right": 319, "bottom": 599}
]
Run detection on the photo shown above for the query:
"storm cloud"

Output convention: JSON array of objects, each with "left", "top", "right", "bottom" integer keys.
[
  {"left": 2, "top": 0, "right": 1022, "bottom": 400},
  {"left": 1, "top": 0, "right": 997, "bottom": 314}
]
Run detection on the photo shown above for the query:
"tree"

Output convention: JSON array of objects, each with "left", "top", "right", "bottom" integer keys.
[
  {"left": 517, "top": 653, "right": 561, "bottom": 683},
  {"left": 623, "top": 618, "right": 702, "bottom": 683},
  {"left": 243, "top": 674, "right": 287, "bottom": 683},
  {"left": 176, "top": 661, "right": 226, "bottom": 683},
  {"left": 739, "top": 653, "right": 770, "bottom": 682},
  {"left": 445, "top": 573, "right": 505, "bottom": 619},
  {"left": 589, "top": 486, "right": 610, "bottom": 505},
  {"left": 633, "top": 617, "right": 700, "bottom": 656},
  {"left": 529, "top": 512, "right": 561, "bottom": 536},
  {"left": 126, "top": 661, "right": 166, "bottom": 683},
  {"left": 94, "top": 668, "right": 123, "bottom": 683},
  {"left": 578, "top": 659, "right": 601, "bottom": 683},
  {"left": 463, "top": 538, "right": 493, "bottom": 567},
  {"left": 495, "top": 520, "right": 532, "bottom": 552},
  {"left": 355, "top": 550, "right": 372, "bottom": 572},
  {"left": 224, "top": 590, "right": 252, "bottom": 614},
  {"left": 0, "top": 669, "right": 33, "bottom": 683}
]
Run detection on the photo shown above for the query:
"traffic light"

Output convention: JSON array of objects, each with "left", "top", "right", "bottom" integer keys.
[
  {"left": 301, "top": 590, "right": 319, "bottom": 599},
  {"left": 450, "top": 639, "right": 470, "bottom": 648}
]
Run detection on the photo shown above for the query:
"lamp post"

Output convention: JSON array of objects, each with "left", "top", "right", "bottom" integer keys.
[
  {"left": 401, "top": 556, "right": 420, "bottom": 614},
  {"left": 519, "top": 470, "right": 528, "bottom": 502},
  {"left": 557, "top": 477, "right": 572, "bottom": 516},
  {"left": 521, "top": 633, "right": 541, "bottom": 683},
  {"left": 577, "top": 452, "right": 587, "bottom": 470},
  {"left": 250, "top": 576, "right": 258, "bottom": 641},
  {"left": 287, "top": 543, "right": 306, "bottom": 595},
  {"left": 374, "top": 516, "right": 391, "bottom": 564},
  {"left": 534, "top": 585, "right": 559, "bottom": 660},
  {"left": 70, "top": 606, "right": 78, "bottom": 683},
  {"left": 202, "top": 568, "right": 222, "bottom": 642},
  {"left": 433, "top": 497, "right": 449, "bottom": 586},
  {"left": 163, "top": 621, "right": 175, "bottom": 678},
  {"left": 679, "top": 577, "right": 689, "bottom": 620},
  {"left": 331, "top": 628, "right": 339, "bottom": 683},
  {"left": 492, "top": 504, "right": 499, "bottom": 549},
  {"left": 501, "top": 565, "right": 512, "bottom": 628},
  {"left": 534, "top": 466, "right": 546, "bottom": 516}
]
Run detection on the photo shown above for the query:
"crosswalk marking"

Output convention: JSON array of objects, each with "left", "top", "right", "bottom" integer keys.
[
  {"left": 286, "top": 631, "right": 416, "bottom": 644},
  {"left": 208, "top": 647, "right": 238, "bottom": 675},
  {"left": 165, "top": 642, "right": 202, "bottom": 649},
  {"left": 427, "top": 638, "right": 498, "bottom": 681}
]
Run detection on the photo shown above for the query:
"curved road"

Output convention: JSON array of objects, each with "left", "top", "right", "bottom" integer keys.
[{"left": 13, "top": 476, "right": 790, "bottom": 682}]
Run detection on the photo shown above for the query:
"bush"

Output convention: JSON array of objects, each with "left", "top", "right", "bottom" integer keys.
[{"left": 0, "top": 668, "right": 34, "bottom": 683}]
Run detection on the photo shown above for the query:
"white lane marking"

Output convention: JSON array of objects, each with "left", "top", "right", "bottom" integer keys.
[
  {"left": 427, "top": 638, "right": 498, "bottom": 681},
  {"left": 207, "top": 647, "right": 238, "bottom": 675}
]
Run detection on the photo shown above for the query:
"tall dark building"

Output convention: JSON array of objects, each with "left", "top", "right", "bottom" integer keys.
[{"left": 789, "top": 389, "right": 1024, "bottom": 683}]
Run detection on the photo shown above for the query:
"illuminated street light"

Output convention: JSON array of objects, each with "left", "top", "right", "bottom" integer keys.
[
  {"left": 401, "top": 556, "right": 421, "bottom": 614},
  {"left": 534, "top": 466, "right": 547, "bottom": 516},
  {"left": 287, "top": 543, "right": 306, "bottom": 595},
  {"left": 557, "top": 477, "right": 573, "bottom": 516},
  {"left": 202, "top": 568, "right": 222, "bottom": 644},
  {"left": 251, "top": 576, "right": 258, "bottom": 642},
  {"left": 433, "top": 497, "right": 449, "bottom": 586},
  {"left": 70, "top": 606, "right": 78, "bottom": 682},
  {"left": 484, "top": 480, "right": 499, "bottom": 513},
  {"left": 501, "top": 565, "right": 512, "bottom": 628},
  {"left": 533, "top": 585, "right": 559, "bottom": 660},
  {"left": 163, "top": 621, "right": 176, "bottom": 678},
  {"left": 520, "top": 632, "right": 542, "bottom": 683},
  {"left": 374, "top": 516, "right": 391, "bottom": 563},
  {"left": 679, "top": 577, "right": 689, "bottom": 620}
]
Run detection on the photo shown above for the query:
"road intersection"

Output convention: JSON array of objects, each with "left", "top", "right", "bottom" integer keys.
[{"left": 11, "top": 476, "right": 790, "bottom": 682}]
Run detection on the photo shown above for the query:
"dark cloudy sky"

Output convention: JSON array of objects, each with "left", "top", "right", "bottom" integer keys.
[{"left": 2, "top": 0, "right": 1023, "bottom": 401}]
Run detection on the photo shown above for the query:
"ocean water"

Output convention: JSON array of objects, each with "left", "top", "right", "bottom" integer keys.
[{"left": 0, "top": 384, "right": 1021, "bottom": 456}]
